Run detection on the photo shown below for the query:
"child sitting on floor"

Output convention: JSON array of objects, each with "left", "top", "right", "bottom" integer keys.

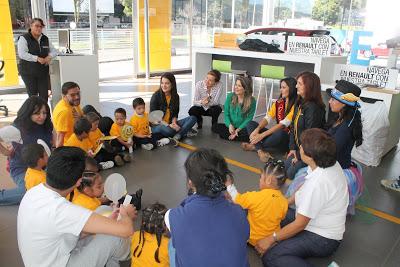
[
  {"left": 130, "top": 97, "right": 170, "bottom": 150},
  {"left": 225, "top": 159, "right": 288, "bottom": 247},
  {"left": 85, "top": 112, "right": 124, "bottom": 167},
  {"left": 110, "top": 108, "right": 133, "bottom": 162},
  {"left": 131, "top": 203, "right": 170, "bottom": 267},
  {"left": 69, "top": 157, "right": 105, "bottom": 210},
  {"left": 22, "top": 143, "right": 48, "bottom": 190}
]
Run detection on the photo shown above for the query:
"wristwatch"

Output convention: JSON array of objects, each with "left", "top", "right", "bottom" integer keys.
[{"left": 273, "top": 232, "right": 279, "bottom": 243}]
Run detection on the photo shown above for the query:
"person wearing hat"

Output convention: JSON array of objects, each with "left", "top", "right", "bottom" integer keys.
[
  {"left": 212, "top": 75, "right": 256, "bottom": 141},
  {"left": 286, "top": 79, "right": 364, "bottom": 215},
  {"left": 18, "top": 18, "right": 58, "bottom": 102}
]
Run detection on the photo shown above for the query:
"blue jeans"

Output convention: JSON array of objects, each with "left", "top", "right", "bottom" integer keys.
[
  {"left": 284, "top": 154, "right": 307, "bottom": 180},
  {"left": 151, "top": 116, "right": 197, "bottom": 139},
  {"left": 246, "top": 121, "right": 289, "bottom": 151},
  {"left": 0, "top": 170, "right": 26, "bottom": 205}
]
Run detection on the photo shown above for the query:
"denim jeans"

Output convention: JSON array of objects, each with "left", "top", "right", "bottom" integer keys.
[
  {"left": 262, "top": 208, "right": 341, "bottom": 267},
  {"left": 0, "top": 170, "right": 26, "bottom": 206},
  {"left": 284, "top": 154, "right": 307, "bottom": 180},
  {"left": 246, "top": 121, "right": 289, "bottom": 151},
  {"left": 151, "top": 116, "right": 197, "bottom": 139}
]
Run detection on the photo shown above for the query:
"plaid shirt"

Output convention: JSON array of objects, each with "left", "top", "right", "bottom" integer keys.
[{"left": 193, "top": 80, "right": 222, "bottom": 110}]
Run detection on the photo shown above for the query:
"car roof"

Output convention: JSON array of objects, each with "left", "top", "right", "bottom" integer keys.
[{"left": 244, "top": 27, "right": 330, "bottom": 36}]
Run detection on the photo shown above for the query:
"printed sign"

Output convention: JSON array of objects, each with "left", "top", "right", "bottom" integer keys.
[
  {"left": 334, "top": 64, "right": 399, "bottom": 89},
  {"left": 287, "top": 36, "right": 331, "bottom": 56}
]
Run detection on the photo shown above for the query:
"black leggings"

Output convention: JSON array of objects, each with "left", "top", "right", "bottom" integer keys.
[
  {"left": 21, "top": 74, "right": 49, "bottom": 102},
  {"left": 212, "top": 123, "right": 249, "bottom": 142},
  {"left": 188, "top": 105, "right": 222, "bottom": 126}
]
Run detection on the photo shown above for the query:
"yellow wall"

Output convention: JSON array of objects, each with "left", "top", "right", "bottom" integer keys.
[
  {"left": 0, "top": 0, "right": 19, "bottom": 87},
  {"left": 138, "top": 0, "right": 171, "bottom": 72}
]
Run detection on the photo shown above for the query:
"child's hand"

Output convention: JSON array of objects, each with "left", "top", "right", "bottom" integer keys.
[
  {"left": 120, "top": 204, "right": 138, "bottom": 221},
  {"left": 225, "top": 175, "right": 234, "bottom": 186},
  {"left": 87, "top": 150, "right": 95, "bottom": 157},
  {"left": 146, "top": 134, "right": 152, "bottom": 138}
]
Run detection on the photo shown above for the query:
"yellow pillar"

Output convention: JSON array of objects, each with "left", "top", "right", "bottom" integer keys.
[
  {"left": 138, "top": 0, "right": 172, "bottom": 72},
  {"left": 0, "top": 0, "right": 19, "bottom": 87}
]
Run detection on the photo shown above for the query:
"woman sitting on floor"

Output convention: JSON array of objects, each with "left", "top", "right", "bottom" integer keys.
[
  {"left": 286, "top": 80, "right": 364, "bottom": 214},
  {"left": 242, "top": 77, "right": 297, "bottom": 162},
  {"left": 284, "top": 71, "right": 326, "bottom": 180},
  {"left": 150, "top": 72, "right": 197, "bottom": 144},
  {"left": 212, "top": 75, "right": 256, "bottom": 142},
  {"left": 256, "top": 128, "right": 349, "bottom": 267},
  {"left": 188, "top": 69, "right": 223, "bottom": 129}
]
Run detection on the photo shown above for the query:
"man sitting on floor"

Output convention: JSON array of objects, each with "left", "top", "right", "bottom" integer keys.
[{"left": 17, "top": 146, "right": 137, "bottom": 267}]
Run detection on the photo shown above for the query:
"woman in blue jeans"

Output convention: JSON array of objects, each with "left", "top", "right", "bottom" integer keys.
[
  {"left": 0, "top": 96, "right": 53, "bottom": 205},
  {"left": 255, "top": 129, "right": 348, "bottom": 267},
  {"left": 150, "top": 72, "right": 197, "bottom": 145}
]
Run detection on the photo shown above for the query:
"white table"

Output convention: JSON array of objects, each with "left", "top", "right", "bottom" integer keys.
[{"left": 50, "top": 54, "right": 100, "bottom": 110}]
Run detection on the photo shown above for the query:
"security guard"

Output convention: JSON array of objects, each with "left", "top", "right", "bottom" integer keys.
[{"left": 18, "top": 18, "right": 57, "bottom": 102}]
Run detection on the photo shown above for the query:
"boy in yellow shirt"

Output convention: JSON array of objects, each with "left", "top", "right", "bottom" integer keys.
[
  {"left": 22, "top": 143, "right": 48, "bottom": 190},
  {"left": 131, "top": 203, "right": 170, "bottom": 267},
  {"left": 130, "top": 98, "right": 170, "bottom": 150},
  {"left": 225, "top": 159, "right": 288, "bottom": 246},
  {"left": 110, "top": 108, "right": 133, "bottom": 162}
]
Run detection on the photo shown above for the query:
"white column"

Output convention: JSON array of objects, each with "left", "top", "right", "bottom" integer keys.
[
  {"left": 144, "top": 0, "right": 150, "bottom": 79},
  {"left": 89, "top": 0, "right": 98, "bottom": 55},
  {"left": 262, "top": 0, "right": 275, "bottom": 26},
  {"left": 189, "top": 0, "right": 194, "bottom": 67},
  {"left": 291, "top": 0, "right": 295, "bottom": 19},
  {"left": 132, "top": 0, "right": 140, "bottom": 78}
]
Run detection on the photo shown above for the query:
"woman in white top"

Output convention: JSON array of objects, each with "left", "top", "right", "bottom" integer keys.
[
  {"left": 188, "top": 70, "right": 223, "bottom": 129},
  {"left": 256, "top": 128, "right": 349, "bottom": 267}
]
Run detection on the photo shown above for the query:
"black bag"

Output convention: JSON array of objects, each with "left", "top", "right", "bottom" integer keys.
[{"left": 239, "top": 38, "right": 284, "bottom": 53}]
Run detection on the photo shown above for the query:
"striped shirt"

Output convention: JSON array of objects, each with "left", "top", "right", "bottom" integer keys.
[{"left": 193, "top": 80, "right": 222, "bottom": 110}]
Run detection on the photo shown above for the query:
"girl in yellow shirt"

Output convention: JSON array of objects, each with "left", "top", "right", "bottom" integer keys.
[{"left": 131, "top": 203, "right": 170, "bottom": 267}]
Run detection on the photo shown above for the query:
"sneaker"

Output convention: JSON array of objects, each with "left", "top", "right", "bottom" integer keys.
[
  {"left": 186, "top": 129, "right": 198, "bottom": 138},
  {"left": 141, "top": 143, "right": 154, "bottom": 150},
  {"left": 169, "top": 137, "right": 179, "bottom": 147},
  {"left": 99, "top": 161, "right": 114, "bottom": 170},
  {"left": 380, "top": 178, "right": 400, "bottom": 193},
  {"left": 114, "top": 155, "right": 124, "bottom": 166},
  {"left": 173, "top": 133, "right": 182, "bottom": 141},
  {"left": 156, "top": 138, "right": 170, "bottom": 147},
  {"left": 123, "top": 154, "right": 132, "bottom": 163}
]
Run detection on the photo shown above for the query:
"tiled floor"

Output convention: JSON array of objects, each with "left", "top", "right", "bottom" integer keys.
[{"left": 0, "top": 75, "right": 399, "bottom": 267}]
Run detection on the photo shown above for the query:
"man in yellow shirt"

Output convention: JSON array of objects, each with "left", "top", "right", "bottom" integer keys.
[
  {"left": 21, "top": 143, "right": 48, "bottom": 190},
  {"left": 225, "top": 159, "right": 288, "bottom": 246},
  {"left": 53, "top": 81, "right": 83, "bottom": 147}
]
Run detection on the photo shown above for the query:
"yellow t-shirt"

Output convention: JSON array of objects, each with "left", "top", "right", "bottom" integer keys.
[
  {"left": 65, "top": 133, "right": 92, "bottom": 153},
  {"left": 131, "top": 231, "right": 170, "bottom": 267},
  {"left": 130, "top": 113, "right": 150, "bottom": 136},
  {"left": 71, "top": 191, "right": 101, "bottom": 211},
  {"left": 234, "top": 189, "right": 288, "bottom": 246},
  {"left": 110, "top": 122, "right": 130, "bottom": 137},
  {"left": 24, "top": 168, "right": 46, "bottom": 190},
  {"left": 266, "top": 100, "right": 295, "bottom": 124},
  {"left": 52, "top": 98, "right": 83, "bottom": 145},
  {"left": 89, "top": 128, "right": 103, "bottom": 150},
  {"left": 163, "top": 95, "right": 171, "bottom": 123}
]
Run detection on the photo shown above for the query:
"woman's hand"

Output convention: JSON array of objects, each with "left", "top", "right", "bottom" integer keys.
[
  {"left": 249, "top": 128, "right": 260, "bottom": 141},
  {"left": 170, "top": 122, "right": 180, "bottom": 132},
  {"left": 287, "top": 150, "right": 297, "bottom": 160},
  {"left": 255, "top": 236, "right": 275, "bottom": 255},
  {"left": 229, "top": 124, "right": 235, "bottom": 135},
  {"left": 250, "top": 133, "right": 264, "bottom": 145}
]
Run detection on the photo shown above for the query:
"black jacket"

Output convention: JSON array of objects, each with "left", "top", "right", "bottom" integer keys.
[
  {"left": 18, "top": 31, "right": 50, "bottom": 76},
  {"left": 289, "top": 101, "right": 326, "bottom": 151},
  {"left": 150, "top": 90, "right": 180, "bottom": 124}
]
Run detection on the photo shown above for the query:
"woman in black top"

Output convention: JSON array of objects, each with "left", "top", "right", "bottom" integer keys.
[
  {"left": 150, "top": 73, "right": 197, "bottom": 143},
  {"left": 284, "top": 71, "right": 326, "bottom": 180},
  {"left": 17, "top": 18, "right": 57, "bottom": 102}
]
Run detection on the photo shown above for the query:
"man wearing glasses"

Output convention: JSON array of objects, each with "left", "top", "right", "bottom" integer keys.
[{"left": 18, "top": 18, "right": 58, "bottom": 102}]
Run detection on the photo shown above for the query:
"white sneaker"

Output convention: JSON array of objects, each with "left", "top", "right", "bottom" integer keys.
[
  {"left": 156, "top": 138, "right": 170, "bottom": 147},
  {"left": 186, "top": 129, "right": 198, "bottom": 138},
  {"left": 99, "top": 161, "right": 114, "bottom": 170},
  {"left": 141, "top": 143, "right": 154, "bottom": 150}
]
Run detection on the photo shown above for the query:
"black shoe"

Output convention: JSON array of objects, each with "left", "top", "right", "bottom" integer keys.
[{"left": 197, "top": 122, "right": 202, "bottom": 129}]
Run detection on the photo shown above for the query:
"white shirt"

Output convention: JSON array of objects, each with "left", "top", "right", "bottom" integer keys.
[
  {"left": 193, "top": 80, "right": 222, "bottom": 110},
  {"left": 17, "top": 184, "right": 92, "bottom": 267},
  {"left": 295, "top": 162, "right": 349, "bottom": 240},
  {"left": 17, "top": 34, "right": 58, "bottom": 62}
]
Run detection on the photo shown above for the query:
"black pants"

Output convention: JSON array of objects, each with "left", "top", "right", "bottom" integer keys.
[
  {"left": 21, "top": 74, "right": 49, "bottom": 102},
  {"left": 94, "top": 148, "right": 117, "bottom": 163},
  {"left": 212, "top": 123, "right": 249, "bottom": 142},
  {"left": 188, "top": 105, "right": 222, "bottom": 126},
  {"left": 134, "top": 133, "right": 164, "bottom": 148}
]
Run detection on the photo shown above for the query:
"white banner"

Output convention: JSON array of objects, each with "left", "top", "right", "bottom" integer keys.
[
  {"left": 287, "top": 36, "right": 331, "bottom": 56},
  {"left": 334, "top": 64, "right": 399, "bottom": 89}
]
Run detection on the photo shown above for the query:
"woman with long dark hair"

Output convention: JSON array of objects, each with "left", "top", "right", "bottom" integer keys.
[
  {"left": 212, "top": 75, "right": 256, "bottom": 142},
  {"left": 0, "top": 96, "right": 53, "bottom": 205},
  {"left": 284, "top": 71, "right": 326, "bottom": 180},
  {"left": 242, "top": 77, "right": 297, "bottom": 162},
  {"left": 150, "top": 73, "right": 197, "bottom": 144}
]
